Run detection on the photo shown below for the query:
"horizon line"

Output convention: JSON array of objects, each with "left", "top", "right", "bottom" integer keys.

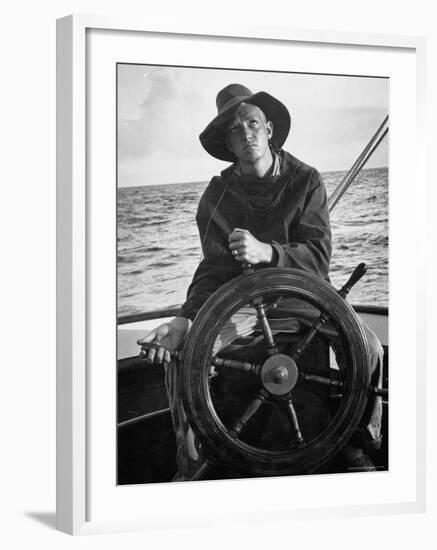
[{"left": 118, "top": 164, "right": 389, "bottom": 189}]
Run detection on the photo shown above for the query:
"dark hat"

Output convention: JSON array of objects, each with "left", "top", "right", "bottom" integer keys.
[{"left": 199, "top": 83, "right": 291, "bottom": 162}]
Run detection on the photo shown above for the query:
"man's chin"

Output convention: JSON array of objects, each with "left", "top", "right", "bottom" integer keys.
[{"left": 241, "top": 149, "right": 261, "bottom": 161}]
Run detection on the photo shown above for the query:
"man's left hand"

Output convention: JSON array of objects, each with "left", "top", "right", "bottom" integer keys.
[{"left": 228, "top": 227, "right": 273, "bottom": 265}]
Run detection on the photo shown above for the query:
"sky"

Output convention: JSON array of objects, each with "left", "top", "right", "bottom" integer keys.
[{"left": 117, "top": 64, "right": 388, "bottom": 187}]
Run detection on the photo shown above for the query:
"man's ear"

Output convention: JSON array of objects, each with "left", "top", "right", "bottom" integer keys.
[{"left": 266, "top": 121, "right": 273, "bottom": 139}]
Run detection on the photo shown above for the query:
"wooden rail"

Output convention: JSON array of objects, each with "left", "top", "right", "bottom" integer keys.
[{"left": 117, "top": 304, "right": 388, "bottom": 326}]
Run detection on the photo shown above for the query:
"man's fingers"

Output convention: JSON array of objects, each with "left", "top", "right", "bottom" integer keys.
[
  {"left": 136, "top": 322, "right": 179, "bottom": 365},
  {"left": 136, "top": 330, "right": 157, "bottom": 345},
  {"left": 236, "top": 251, "right": 248, "bottom": 262},
  {"left": 229, "top": 235, "right": 247, "bottom": 244},
  {"left": 229, "top": 228, "right": 250, "bottom": 242},
  {"left": 229, "top": 241, "right": 243, "bottom": 250},
  {"left": 229, "top": 244, "right": 248, "bottom": 255},
  {"left": 155, "top": 346, "right": 165, "bottom": 365},
  {"left": 229, "top": 238, "right": 249, "bottom": 250},
  {"left": 145, "top": 346, "right": 156, "bottom": 364},
  {"left": 139, "top": 342, "right": 173, "bottom": 365},
  {"left": 137, "top": 323, "right": 169, "bottom": 346}
]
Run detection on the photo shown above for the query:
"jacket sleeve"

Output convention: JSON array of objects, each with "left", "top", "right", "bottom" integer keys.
[
  {"left": 271, "top": 169, "right": 332, "bottom": 280},
  {"left": 178, "top": 184, "right": 240, "bottom": 321}
]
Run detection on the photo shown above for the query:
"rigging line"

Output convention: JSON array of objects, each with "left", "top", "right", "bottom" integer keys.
[
  {"left": 328, "top": 116, "right": 388, "bottom": 197},
  {"left": 333, "top": 128, "right": 388, "bottom": 203},
  {"left": 342, "top": 115, "right": 388, "bottom": 181},
  {"left": 348, "top": 128, "right": 388, "bottom": 184},
  {"left": 328, "top": 116, "right": 388, "bottom": 208},
  {"left": 328, "top": 116, "right": 388, "bottom": 209},
  {"left": 199, "top": 150, "right": 283, "bottom": 261},
  {"left": 199, "top": 176, "right": 234, "bottom": 261},
  {"left": 329, "top": 117, "right": 388, "bottom": 211},
  {"left": 329, "top": 127, "right": 388, "bottom": 213},
  {"left": 328, "top": 118, "right": 389, "bottom": 213}
]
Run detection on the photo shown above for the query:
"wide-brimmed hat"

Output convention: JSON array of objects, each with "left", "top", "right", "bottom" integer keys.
[{"left": 199, "top": 83, "right": 291, "bottom": 162}]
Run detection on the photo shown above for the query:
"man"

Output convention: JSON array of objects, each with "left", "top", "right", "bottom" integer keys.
[{"left": 138, "top": 84, "right": 383, "bottom": 479}]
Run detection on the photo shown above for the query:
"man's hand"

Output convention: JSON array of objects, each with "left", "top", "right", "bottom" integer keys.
[
  {"left": 228, "top": 227, "right": 273, "bottom": 265},
  {"left": 137, "top": 316, "right": 191, "bottom": 365}
]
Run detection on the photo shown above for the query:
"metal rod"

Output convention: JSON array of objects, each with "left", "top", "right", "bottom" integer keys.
[
  {"left": 117, "top": 407, "right": 170, "bottom": 430},
  {"left": 328, "top": 117, "right": 388, "bottom": 212},
  {"left": 189, "top": 460, "right": 211, "bottom": 482},
  {"left": 328, "top": 119, "right": 388, "bottom": 209},
  {"left": 340, "top": 115, "right": 388, "bottom": 182}
]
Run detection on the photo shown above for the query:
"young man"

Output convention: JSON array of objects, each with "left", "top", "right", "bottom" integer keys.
[{"left": 138, "top": 84, "right": 383, "bottom": 479}]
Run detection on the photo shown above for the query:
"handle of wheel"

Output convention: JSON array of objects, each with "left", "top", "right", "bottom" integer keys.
[{"left": 338, "top": 263, "right": 367, "bottom": 299}]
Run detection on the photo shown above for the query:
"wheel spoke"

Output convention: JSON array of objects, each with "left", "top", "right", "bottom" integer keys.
[
  {"left": 289, "top": 312, "right": 329, "bottom": 360},
  {"left": 299, "top": 371, "right": 343, "bottom": 390},
  {"left": 369, "top": 386, "right": 388, "bottom": 398},
  {"left": 252, "top": 297, "right": 277, "bottom": 354},
  {"left": 212, "top": 356, "right": 261, "bottom": 376},
  {"left": 283, "top": 395, "right": 305, "bottom": 445},
  {"left": 229, "top": 389, "right": 269, "bottom": 438}
]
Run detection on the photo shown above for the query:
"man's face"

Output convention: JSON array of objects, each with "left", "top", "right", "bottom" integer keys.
[{"left": 225, "top": 103, "right": 273, "bottom": 164}]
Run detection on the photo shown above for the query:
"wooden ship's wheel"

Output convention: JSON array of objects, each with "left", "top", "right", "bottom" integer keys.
[{"left": 180, "top": 265, "right": 374, "bottom": 479}]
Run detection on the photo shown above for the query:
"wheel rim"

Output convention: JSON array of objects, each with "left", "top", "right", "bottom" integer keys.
[{"left": 181, "top": 268, "right": 371, "bottom": 476}]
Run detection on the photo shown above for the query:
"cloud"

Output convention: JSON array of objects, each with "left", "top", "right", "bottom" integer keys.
[
  {"left": 118, "top": 68, "right": 177, "bottom": 159},
  {"left": 118, "top": 67, "right": 210, "bottom": 162},
  {"left": 118, "top": 65, "right": 389, "bottom": 183}
]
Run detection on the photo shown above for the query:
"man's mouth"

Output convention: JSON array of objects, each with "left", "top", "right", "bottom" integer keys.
[{"left": 244, "top": 143, "right": 257, "bottom": 150}]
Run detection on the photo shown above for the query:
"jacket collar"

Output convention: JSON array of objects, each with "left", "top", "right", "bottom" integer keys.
[{"left": 220, "top": 149, "right": 299, "bottom": 181}]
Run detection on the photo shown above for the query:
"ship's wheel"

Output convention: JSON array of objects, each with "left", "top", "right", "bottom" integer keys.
[{"left": 180, "top": 265, "right": 372, "bottom": 479}]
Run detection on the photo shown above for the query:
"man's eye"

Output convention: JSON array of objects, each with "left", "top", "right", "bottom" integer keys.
[{"left": 250, "top": 120, "right": 259, "bottom": 126}]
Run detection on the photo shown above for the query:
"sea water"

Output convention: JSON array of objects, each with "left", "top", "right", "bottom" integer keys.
[{"left": 117, "top": 167, "right": 388, "bottom": 317}]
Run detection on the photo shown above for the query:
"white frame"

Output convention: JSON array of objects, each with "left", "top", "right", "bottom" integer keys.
[{"left": 56, "top": 14, "right": 427, "bottom": 535}]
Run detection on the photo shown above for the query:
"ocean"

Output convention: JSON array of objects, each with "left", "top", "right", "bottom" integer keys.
[{"left": 117, "top": 166, "right": 388, "bottom": 317}]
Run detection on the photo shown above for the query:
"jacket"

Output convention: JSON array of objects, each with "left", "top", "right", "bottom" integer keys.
[{"left": 179, "top": 150, "right": 331, "bottom": 321}]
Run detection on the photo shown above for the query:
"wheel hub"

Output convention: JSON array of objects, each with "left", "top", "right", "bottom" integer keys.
[{"left": 260, "top": 354, "right": 298, "bottom": 395}]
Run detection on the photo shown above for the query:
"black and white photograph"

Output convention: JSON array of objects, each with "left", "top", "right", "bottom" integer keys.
[
  {"left": 116, "top": 64, "right": 389, "bottom": 485},
  {"left": 1, "top": 0, "right": 434, "bottom": 542}
]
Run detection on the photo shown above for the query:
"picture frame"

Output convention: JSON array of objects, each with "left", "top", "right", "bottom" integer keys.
[{"left": 56, "top": 14, "right": 427, "bottom": 535}]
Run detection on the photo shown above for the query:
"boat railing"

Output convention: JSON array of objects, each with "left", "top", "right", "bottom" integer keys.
[
  {"left": 117, "top": 303, "right": 388, "bottom": 326},
  {"left": 118, "top": 305, "right": 181, "bottom": 325}
]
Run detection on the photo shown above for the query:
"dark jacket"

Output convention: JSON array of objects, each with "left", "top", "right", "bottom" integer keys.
[{"left": 179, "top": 151, "right": 331, "bottom": 320}]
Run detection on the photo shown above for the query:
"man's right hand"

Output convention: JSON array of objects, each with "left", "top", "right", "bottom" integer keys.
[{"left": 136, "top": 316, "right": 191, "bottom": 365}]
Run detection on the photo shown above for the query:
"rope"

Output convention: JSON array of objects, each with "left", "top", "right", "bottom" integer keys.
[{"left": 328, "top": 116, "right": 389, "bottom": 212}]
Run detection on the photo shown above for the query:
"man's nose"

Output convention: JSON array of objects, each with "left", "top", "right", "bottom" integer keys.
[{"left": 242, "top": 127, "right": 253, "bottom": 141}]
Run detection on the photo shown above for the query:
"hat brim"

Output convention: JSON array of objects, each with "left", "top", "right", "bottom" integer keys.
[{"left": 199, "top": 91, "right": 291, "bottom": 162}]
